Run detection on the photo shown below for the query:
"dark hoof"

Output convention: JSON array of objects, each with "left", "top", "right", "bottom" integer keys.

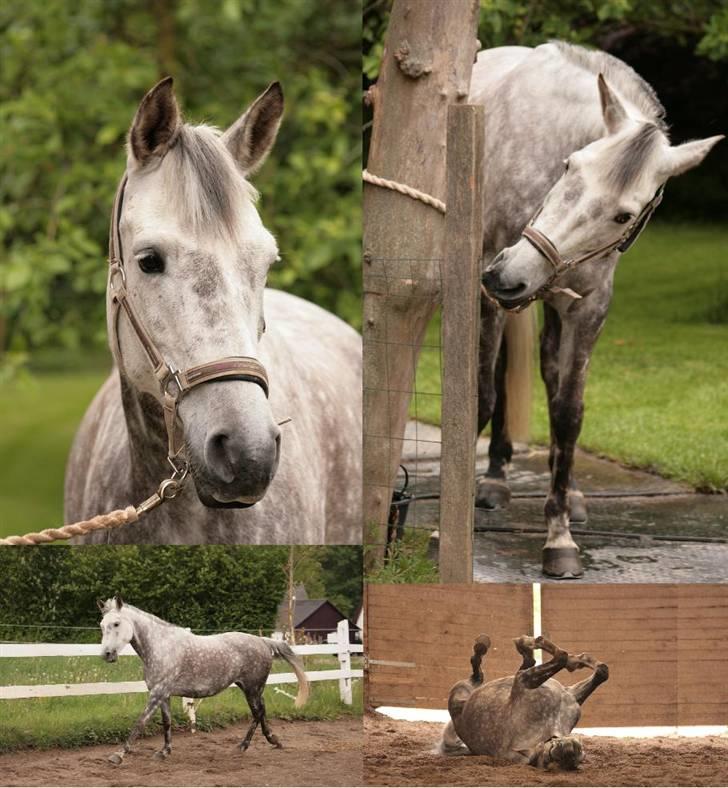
[
  {"left": 569, "top": 491, "right": 588, "bottom": 524},
  {"left": 475, "top": 478, "right": 511, "bottom": 510},
  {"left": 108, "top": 752, "right": 124, "bottom": 765},
  {"left": 239, "top": 742, "right": 250, "bottom": 752},
  {"left": 543, "top": 547, "right": 583, "bottom": 579},
  {"left": 551, "top": 737, "right": 582, "bottom": 770}
]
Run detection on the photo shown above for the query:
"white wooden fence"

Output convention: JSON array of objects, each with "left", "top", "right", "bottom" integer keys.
[{"left": 0, "top": 619, "right": 362, "bottom": 707}]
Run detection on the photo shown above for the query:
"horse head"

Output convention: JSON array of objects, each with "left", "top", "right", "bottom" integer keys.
[
  {"left": 483, "top": 74, "right": 723, "bottom": 309},
  {"left": 111, "top": 78, "right": 285, "bottom": 508}
]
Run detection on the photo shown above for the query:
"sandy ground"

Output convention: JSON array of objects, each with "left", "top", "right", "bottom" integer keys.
[
  {"left": 364, "top": 714, "right": 728, "bottom": 787},
  {"left": 0, "top": 719, "right": 362, "bottom": 787}
]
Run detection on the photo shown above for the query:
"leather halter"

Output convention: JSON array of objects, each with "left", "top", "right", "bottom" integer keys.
[
  {"left": 108, "top": 174, "right": 269, "bottom": 475},
  {"left": 498, "top": 184, "right": 665, "bottom": 312}
]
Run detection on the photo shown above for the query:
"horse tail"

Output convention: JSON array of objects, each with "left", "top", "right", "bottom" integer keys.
[
  {"left": 265, "top": 639, "right": 310, "bottom": 708},
  {"left": 504, "top": 305, "right": 536, "bottom": 443}
]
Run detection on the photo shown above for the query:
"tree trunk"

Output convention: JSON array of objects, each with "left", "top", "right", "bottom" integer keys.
[{"left": 362, "top": 0, "right": 480, "bottom": 570}]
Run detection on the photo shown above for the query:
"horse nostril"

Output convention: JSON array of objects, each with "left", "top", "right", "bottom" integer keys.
[{"left": 206, "top": 433, "right": 236, "bottom": 484}]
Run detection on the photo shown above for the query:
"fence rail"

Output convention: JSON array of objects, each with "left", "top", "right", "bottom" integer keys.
[{"left": 0, "top": 619, "right": 362, "bottom": 706}]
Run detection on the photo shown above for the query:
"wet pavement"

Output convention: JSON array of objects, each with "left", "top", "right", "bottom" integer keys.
[{"left": 397, "top": 421, "right": 728, "bottom": 583}]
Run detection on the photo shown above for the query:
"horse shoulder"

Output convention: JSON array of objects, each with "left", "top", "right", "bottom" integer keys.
[{"left": 65, "top": 370, "right": 132, "bottom": 523}]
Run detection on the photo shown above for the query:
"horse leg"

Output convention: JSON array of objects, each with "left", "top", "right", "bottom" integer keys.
[
  {"left": 236, "top": 682, "right": 260, "bottom": 751},
  {"left": 475, "top": 300, "right": 510, "bottom": 509},
  {"left": 153, "top": 697, "right": 172, "bottom": 759},
  {"left": 542, "top": 303, "right": 608, "bottom": 578},
  {"left": 108, "top": 692, "right": 164, "bottom": 764},
  {"left": 256, "top": 695, "right": 283, "bottom": 749},
  {"left": 541, "top": 304, "right": 587, "bottom": 525},
  {"left": 511, "top": 636, "right": 569, "bottom": 692},
  {"left": 441, "top": 635, "right": 490, "bottom": 757},
  {"left": 568, "top": 656, "right": 609, "bottom": 705}
]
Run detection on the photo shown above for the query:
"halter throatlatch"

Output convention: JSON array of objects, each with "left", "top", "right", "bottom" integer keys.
[
  {"left": 487, "top": 184, "right": 665, "bottom": 312},
  {"left": 108, "top": 174, "right": 270, "bottom": 493}
]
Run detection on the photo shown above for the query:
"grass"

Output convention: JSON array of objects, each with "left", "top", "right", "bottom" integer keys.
[
  {"left": 0, "top": 349, "right": 109, "bottom": 538},
  {"left": 0, "top": 654, "right": 362, "bottom": 752},
  {"left": 408, "top": 222, "right": 728, "bottom": 491}
]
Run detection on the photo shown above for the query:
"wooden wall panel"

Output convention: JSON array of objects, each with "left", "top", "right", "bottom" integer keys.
[
  {"left": 366, "top": 583, "right": 728, "bottom": 727},
  {"left": 677, "top": 585, "right": 728, "bottom": 725},
  {"left": 541, "top": 584, "right": 679, "bottom": 727},
  {"left": 366, "top": 584, "right": 532, "bottom": 708}
]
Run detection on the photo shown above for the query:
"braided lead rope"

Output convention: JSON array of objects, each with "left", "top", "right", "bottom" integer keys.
[
  {"left": 362, "top": 169, "right": 446, "bottom": 214},
  {"left": 0, "top": 507, "right": 139, "bottom": 546}
]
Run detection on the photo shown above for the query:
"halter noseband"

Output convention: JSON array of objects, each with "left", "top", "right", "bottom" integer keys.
[
  {"left": 108, "top": 174, "right": 269, "bottom": 476},
  {"left": 490, "top": 184, "right": 664, "bottom": 312}
]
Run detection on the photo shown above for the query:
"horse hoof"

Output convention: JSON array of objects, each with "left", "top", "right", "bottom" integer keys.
[
  {"left": 108, "top": 752, "right": 124, "bottom": 765},
  {"left": 569, "top": 491, "right": 588, "bottom": 524},
  {"left": 475, "top": 478, "right": 511, "bottom": 509},
  {"left": 542, "top": 547, "right": 583, "bottom": 579},
  {"left": 239, "top": 742, "right": 250, "bottom": 753},
  {"left": 153, "top": 749, "right": 169, "bottom": 760}
]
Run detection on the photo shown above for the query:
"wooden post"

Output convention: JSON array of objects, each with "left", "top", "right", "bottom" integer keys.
[
  {"left": 337, "top": 618, "right": 352, "bottom": 705},
  {"left": 363, "top": 0, "right": 481, "bottom": 569},
  {"left": 439, "top": 105, "right": 485, "bottom": 584}
]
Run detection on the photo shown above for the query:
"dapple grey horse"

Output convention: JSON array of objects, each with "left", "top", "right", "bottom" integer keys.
[
  {"left": 99, "top": 595, "right": 308, "bottom": 763},
  {"left": 440, "top": 633, "right": 608, "bottom": 769},
  {"left": 66, "top": 78, "right": 361, "bottom": 545},
  {"left": 471, "top": 42, "right": 723, "bottom": 577}
]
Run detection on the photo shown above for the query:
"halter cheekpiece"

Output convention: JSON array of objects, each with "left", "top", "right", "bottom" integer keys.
[
  {"left": 108, "top": 174, "right": 270, "bottom": 483},
  {"left": 489, "top": 184, "right": 665, "bottom": 312}
]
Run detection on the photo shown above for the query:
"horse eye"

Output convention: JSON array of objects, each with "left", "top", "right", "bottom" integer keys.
[
  {"left": 614, "top": 213, "right": 633, "bottom": 224},
  {"left": 563, "top": 160, "right": 570, "bottom": 173},
  {"left": 114, "top": 622, "right": 119, "bottom": 627},
  {"left": 137, "top": 251, "right": 165, "bottom": 274}
]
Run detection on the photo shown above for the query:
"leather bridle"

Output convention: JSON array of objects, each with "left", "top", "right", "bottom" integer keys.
[
  {"left": 108, "top": 174, "right": 270, "bottom": 486},
  {"left": 487, "top": 184, "right": 665, "bottom": 312}
]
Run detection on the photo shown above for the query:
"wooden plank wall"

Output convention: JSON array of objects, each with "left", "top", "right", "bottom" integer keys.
[
  {"left": 677, "top": 584, "right": 728, "bottom": 725},
  {"left": 541, "top": 584, "right": 679, "bottom": 727},
  {"left": 366, "top": 584, "right": 532, "bottom": 708},
  {"left": 367, "top": 583, "right": 728, "bottom": 726}
]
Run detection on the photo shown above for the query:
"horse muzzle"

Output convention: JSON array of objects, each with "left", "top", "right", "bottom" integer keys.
[{"left": 102, "top": 650, "right": 118, "bottom": 663}]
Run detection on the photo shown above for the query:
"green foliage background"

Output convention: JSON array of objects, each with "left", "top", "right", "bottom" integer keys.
[
  {"left": 0, "top": 0, "right": 360, "bottom": 363},
  {"left": 0, "top": 545, "right": 362, "bottom": 642}
]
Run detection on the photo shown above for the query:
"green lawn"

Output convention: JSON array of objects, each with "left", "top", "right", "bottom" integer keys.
[
  {"left": 0, "top": 654, "right": 362, "bottom": 752},
  {"left": 410, "top": 222, "right": 728, "bottom": 490}
]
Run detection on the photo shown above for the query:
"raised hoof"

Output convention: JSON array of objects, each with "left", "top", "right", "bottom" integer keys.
[
  {"left": 542, "top": 547, "right": 584, "bottom": 579},
  {"left": 569, "top": 491, "right": 588, "bottom": 524},
  {"left": 550, "top": 737, "right": 583, "bottom": 771},
  {"left": 108, "top": 752, "right": 124, "bottom": 765},
  {"left": 475, "top": 478, "right": 511, "bottom": 510}
]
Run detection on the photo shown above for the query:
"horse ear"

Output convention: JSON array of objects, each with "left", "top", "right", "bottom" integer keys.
[
  {"left": 128, "top": 76, "right": 181, "bottom": 167},
  {"left": 598, "top": 74, "right": 628, "bottom": 135},
  {"left": 114, "top": 594, "right": 124, "bottom": 610},
  {"left": 97, "top": 598, "right": 105, "bottom": 612},
  {"left": 222, "top": 82, "right": 284, "bottom": 176},
  {"left": 662, "top": 135, "right": 724, "bottom": 178}
]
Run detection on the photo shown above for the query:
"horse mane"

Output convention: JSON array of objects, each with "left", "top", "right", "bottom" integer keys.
[
  {"left": 102, "top": 599, "right": 180, "bottom": 630},
  {"left": 551, "top": 41, "right": 667, "bottom": 133},
  {"left": 161, "top": 123, "right": 259, "bottom": 237}
]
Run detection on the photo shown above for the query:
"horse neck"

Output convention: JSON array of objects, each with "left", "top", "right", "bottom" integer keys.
[
  {"left": 127, "top": 608, "right": 172, "bottom": 664},
  {"left": 119, "top": 375, "right": 173, "bottom": 486}
]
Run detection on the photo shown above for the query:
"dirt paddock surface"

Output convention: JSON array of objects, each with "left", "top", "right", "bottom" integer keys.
[
  {"left": 0, "top": 719, "right": 362, "bottom": 787},
  {"left": 364, "top": 714, "right": 728, "bottom": 787}
]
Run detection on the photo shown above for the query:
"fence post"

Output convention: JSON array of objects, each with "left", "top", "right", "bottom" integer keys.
[
  {"left": 337, "top": 619, "right": 352, "bottom": 705},
  {"left": 439, "top": 104, "right": 485, "bottom": 583}
]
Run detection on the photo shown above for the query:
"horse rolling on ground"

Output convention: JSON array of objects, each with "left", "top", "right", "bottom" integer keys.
[
  {"left": 440, "top": 633, "right": 608, "bottom": 770},
  {"left": 98, "top": 595, "right": 308, "bottom": 764},
  {"left": 470, "top": 42, "right": 723, "bottom": 578},
  {"left": 65, "top": 78, "right": 361, "bottom": 545}
]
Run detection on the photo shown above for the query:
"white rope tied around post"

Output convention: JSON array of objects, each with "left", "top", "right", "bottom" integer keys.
[{"left": 362, "top": 169, "right": 446, "bottom": 214}]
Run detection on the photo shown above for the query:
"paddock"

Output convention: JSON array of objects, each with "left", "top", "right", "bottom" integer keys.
[
  {"left": 0, "top": 719, "right": 362, "bottom": 787},
  {"left": 364, "top": 583, "right": 728, "bottom": 785}
]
